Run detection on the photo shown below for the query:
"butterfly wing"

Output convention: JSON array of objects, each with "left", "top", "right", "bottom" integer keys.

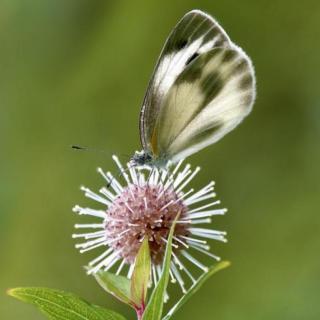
[
  {"left": 140, "top": 10, "right": 232, "bottom": 153},
  {"left": 157, "top": 46, "right": 255, "bottom": 162},
  {"left": 140, "top": 10, "right": 256, "bottom": 162}
]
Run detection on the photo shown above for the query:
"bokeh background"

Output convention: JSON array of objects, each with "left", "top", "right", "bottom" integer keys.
[{"left": 1, "top": 0, "right": 319, "bottom": 319}]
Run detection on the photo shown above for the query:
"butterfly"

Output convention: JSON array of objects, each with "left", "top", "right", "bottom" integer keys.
[{"left": 131, "top": 9, "right": 256, "bottom": 168}]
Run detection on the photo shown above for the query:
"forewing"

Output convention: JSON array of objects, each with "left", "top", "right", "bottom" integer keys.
[
  {"left": 154, "top": 46, "right": 256, "bottom": 162},
  {"left": 140, "top": 10, "right": 232, "bottom": 154}
]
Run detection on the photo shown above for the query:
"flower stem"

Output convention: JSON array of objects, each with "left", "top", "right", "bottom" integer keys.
[{"left": 135, "top": 303, "right": 145, "bottom": 320}]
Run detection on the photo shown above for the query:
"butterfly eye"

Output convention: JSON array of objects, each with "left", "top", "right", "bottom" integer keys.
[{"left": 186, "top": 52, "right": 199, "bottom": 65}]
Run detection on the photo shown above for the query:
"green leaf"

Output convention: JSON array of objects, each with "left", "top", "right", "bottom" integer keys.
[
  {"left": 93, "top": 270, "right": 133, "bottom": 307},
  {"left": 142, "top": 216, "right": 178, "bottom": 320},
  {"left": 163, "top": 261, "right": 231, "bottom": 320},
  {"left": 131, "top": 237, "right": 151, "bottom": 307},
  {"left": 7, "top": 287, "right": 126, "bottom": 320}
]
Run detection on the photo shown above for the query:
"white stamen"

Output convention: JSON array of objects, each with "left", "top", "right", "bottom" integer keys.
[
  {"left": 138, "top": 170, "right": 145, "bottom": 185},
  {"left": 189, "top": 228, "right": 227, "bottom": 235},
  {"left": 174, "top": 188, "right": 194, "bottom": 203},
  {"left": 190, "top": 232, "right": 227, "bottom": 242},
  {"left": 128, "top": 164, "right": 138, "bottom": 184},
  {"left": 187, "top": 209, "right": 227, "bottom": 219},
  {"left": 181, "top": 235, "right": 207, "bottom": 244},
  {"left": 176, "top": 166, "right": 200, "bottom": 193},
  {"left": 89, "top": 250, "right": 120, "bottom": 274},
  {"left": 191, "top": 245, "right": 221, "bottom": 261},
  {"left": 188, "top": 200, "right": 221, "bottom": 213},
  {"left": 156, "top": 186, "right": 166, "bottom": 200},
  {"left": 173, "top": 164, "right": 191, "bottom": 188},
  {"left": 190, "top": 218, "right": 212, "bottom": 224},
  {"left": 72, "top": 230, "right": 105, "bottom": 239},
  {"left": 128, "top": 185, "right": 136, "bottom": 200},
  {"left": 152, "top": 266, "right": 158, "bottom": 286},
  {"left": 153, "top": 169, "right": 160, "bottom": 185},
  {"left": 104, "top": 216, "right": 124, "bottom": 222},
  {"left": 189, "top": 228, "right": 227, "bottom": 242},
  {"left": 170, "top": 262, "right": 186, "bottom": 293},
  {"left": 156, "top": 265, "right": 162, "bottom": 281},
  {"left": 160, "top": 169, "right": 168, "bottom": 184},
  {"left": 181, "top": 250, "right": 208, "bottom": 272},
  {"left": 120, "top": 228, "right": 131, "bottom": 236},
  {"left": 184, "top": 181, "right": 215, "bottom": 204},
  {"left": 99, "top": 187, "right": 116, "bottom": 201},
  {"left": 161, "top": 237, "right": 178, "bottom": 248},
  {"left": 127, "top": 262, "right": 135, "bottom": 279},
  {"left": 80, "top": 186, "right": 111, "bottom": 206},
  {"left": 124, "top": 202, "right": 134, "bottom": 214},
  {"left": 173, "top": 169, "right": 191, "bottom": 189},
  {"left": 160, "top": 200, "right": 174, "bottom": 212},
  {"left": 75, "top": 236, "right": 106, "bottom": 249},
  {"left": 106, "top": 172, "right": 123, "bottom": 193},
  {"left": 97, "top": 167, "right": 111, "bottom": 184},
  {"left": 171, "top": 159, "right": 184, "bottom": 177},
  {"left": 162, "top": 177, "right": 175, "bottom": 195},
  {"left": 186, "top": 192, "right": 216, "bottom": 205},
  {"left": 104, "top": 255, "right": 120, "bottom": 272},
  {"left": 74, "top": 223, "right": 104, "bottom": 229},
  {"left": 176, "top": 220, "right": 192, "bottom": 224},
  {"left": 116, "top": 259, "right": 126, "bottom": 275},
  {"left": 112, "top": 155, "right": 131, "bottom": 185},
  {"left": 173, "top": 256, "right": 196, "bottom": 284},
  {"left": 72, "top": 205, "right": 106, "bottom": 219},
  {"left": 169, "top": 268, "right": 177, "bottom": 283},
  {"left": 148, "top": 169, "right": 156, "bottom": 185},
  {"left": 88, "top": 248, "right": 113, "bottom": 266},
  {"left": 173, "top": 236, "right": 189, "bottom": 248},
  {"left": 161, "top": 160, "right": 183, "bottom": 190},
  {"left": 79, "top": 240, "right": 109, "bottom": 253},
  {"left": 172, "top": 251, "right": 183, "bottom": 270},
  {"left": 164, "top": 291, "right": 169, "bottom": 303},
  {"left": 188, "top": 241, "right": 211, "bottom": 251}
]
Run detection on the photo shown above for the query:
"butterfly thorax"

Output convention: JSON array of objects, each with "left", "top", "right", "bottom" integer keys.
[{"left": 131, "top": 150, "right": 169, "bottom": 168}]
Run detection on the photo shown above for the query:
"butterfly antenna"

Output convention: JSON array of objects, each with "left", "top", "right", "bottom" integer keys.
[
  {"left": 72, "top": 144, "right": 87, "bottom": 150},
  {"left": 71, "top": 144, "right": 116, "bottom": 158}
]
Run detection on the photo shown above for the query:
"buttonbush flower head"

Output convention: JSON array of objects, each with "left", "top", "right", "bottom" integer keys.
[{"left": 73, "top": 155, "right": 227, "bottom": 293}]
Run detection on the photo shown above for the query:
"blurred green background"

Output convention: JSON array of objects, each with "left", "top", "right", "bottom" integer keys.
[{"left": 1, "top": 0, "right": 319, "bottom": 319}]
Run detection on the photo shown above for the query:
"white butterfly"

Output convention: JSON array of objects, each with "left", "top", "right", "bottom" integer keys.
[{"left": 132, "top": 9, "right": 256, "bottom": 167}]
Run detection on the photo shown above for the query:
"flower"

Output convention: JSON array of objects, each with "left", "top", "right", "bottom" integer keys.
[{"left": 73, "top": 155, "right": 227, "bottom": 293}]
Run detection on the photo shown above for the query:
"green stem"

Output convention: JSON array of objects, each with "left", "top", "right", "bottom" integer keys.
[{"left": 135, "top": 303, "right": 145, "bottom": 320}]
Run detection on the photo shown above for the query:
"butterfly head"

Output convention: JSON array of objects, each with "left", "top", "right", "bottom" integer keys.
[
  {"left": 131, "top": 150, "right": 169, "bottom": 169},
  {"left": 131, "top": 150, "right": 153, "bottom": 166}
]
